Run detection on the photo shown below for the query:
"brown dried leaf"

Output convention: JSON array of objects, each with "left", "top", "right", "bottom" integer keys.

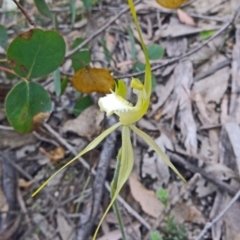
[
  {"left": 18, "top": 178, "right": 32, "bottom": 189},
  {"left": 171, "top": 203, "right": 205, "bottom": 224},
  {"left": 39, "top": 147, "right": 65, "bottom": 164},
  {"left": 63, "top": 105, "right": 104, "bottom": 140},
  {"left": 177, "top": 9, "right": 196, "bottom": 26},
  {"left": 32, "top": 112, "right": 50, "bottom": 130},
  {"left": 57, "top": 211, "right": 74, "bottom": 240},
  {"left": 0, "top": 130, "right": 36, "bottom": 149},
  {"left": 98, "top": 223, "right": 141, "bottom": 240},
  {"left": 129, "top": 173, "right": 164, "bottom": 218}
]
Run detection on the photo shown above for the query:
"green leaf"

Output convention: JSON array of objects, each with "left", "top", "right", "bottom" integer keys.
[
  {"left": 61, "top": 77, "right": 68, "bottom": 95},
  {"left": 200, "top": 30, "right": 216, "bottom": 40},
  {"left": 53, "top": 68, "right": 61, "bottom": 97},
  {"left": 133, "top": 61, "right": 145, "bottom": 72},
  {"left": 156, "top": 188, "right": 169, "bottom": 206},
  {"left": 150, "top": 231, "right": 163, "bottom": 240},
  {"left": 53, "top": 14, "right": 59, "bottom": 30},
  {"left": 71, "top": 38, "right": 91, "bottom": 72},
  {"left": 147, "top": 44, "right": 165, "bottom": 60},
  {"left": 73, "top": 96, "right": 93, "bottom": 117},
  {"left": 34, "top": 0, "right": 52, "bottom": 18},
  {"left": 7, "top": 28, "right": 66, "bottom": 79},
  {"left": 70, "top": 0, "right": 76, "bottom": 28},
  {"left": 0, "top": 25, "right": 8, "bottom": 49},
  {"left": 81, "top": 0, "right": 91, "bottom": 10},
  {"left": 5, "top": 81, "right": 52, "bottom": 133}
]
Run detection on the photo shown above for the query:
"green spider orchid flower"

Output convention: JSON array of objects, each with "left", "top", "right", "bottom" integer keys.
[{"left": 32, "top": 0, "right": 185, "bottom": 239}]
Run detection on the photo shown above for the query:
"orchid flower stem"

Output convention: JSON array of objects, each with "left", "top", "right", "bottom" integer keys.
[
  {"left": 113, "top": 200, "right": 126, "bottom": 240},
  {"left": 111, "top": 148, "right": 127, "bottom": 240}
]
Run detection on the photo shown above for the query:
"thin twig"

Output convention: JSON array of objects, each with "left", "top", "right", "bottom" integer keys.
[
  {"left": 17, "top": 189, "right": 40, "bottom": 240},
  {"left": 167, "top": 151, "right": 238, "bottom": 197},
  {"left": 12, "top": 0, "right": 34, "bottom": 25},
  {"left": 43, "top": 123, "right": 91, "bottom": 171},
  {"left": 0, "top": 125, "right": 14, "bottom": 130},
  {"left": 0, "top": 152, "right": 21, "bottom": 240},
  {"left": 65, "top": 0, "right": 141, "bottom": 58},
  {"left": 194, "top": 59, "right": 231, "bottom": 82},
  {"left": 195, "top": 188, "right": 240, "bottom": 240}
]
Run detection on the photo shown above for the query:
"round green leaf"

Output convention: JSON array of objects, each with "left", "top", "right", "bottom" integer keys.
[
  {"left": 34, "top": 0, "right": 52, "bottom": 18},
  {"left": 147, "top": 44, "right": 165, "bottom": 60},
  {"left": 73, "top": 96, "right": 93, "bottom": 117},
  {"left": 5, "top": 81, "right": 52, "bottom": 133},
  {"left": 133, "top": 61, "right": 145, "bottom": 72},
  {"left": 7, "top": 28, "right": 66, "bottom": 79}
]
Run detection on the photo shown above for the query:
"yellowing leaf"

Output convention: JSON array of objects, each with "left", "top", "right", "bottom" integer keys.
[
  {"left": 32, "top": 112, "right": 50, "bottom": 130},
  {"left": 156, "top": 0, "right": 189, "bottom": 9},
  {"left": 72, "top": 67, "right": 115, "bottom": 93}
]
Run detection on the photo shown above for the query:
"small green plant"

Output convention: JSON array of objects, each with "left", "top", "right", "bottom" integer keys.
[
  {"left": 200, "top": 30, "right": 216, "bottom": 40},
  {"left": 149, "top": 217, "right": 187, "bottom": 240},
  {"left": 156, "top": 188, "right": 169, "bottom": 207},
  {"left": 163, "top": 216, "right": 187, "bottom": 240},
  {"left": 150, "top": 231, "right": 163, "bottom": 240},
  {"left": 154, "top": 189, "right": 187, "bottom": 240}
]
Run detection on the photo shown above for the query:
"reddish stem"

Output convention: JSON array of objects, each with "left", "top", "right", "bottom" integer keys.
[{"left": 0, "top": 66, "right": 16, "bottom": 75}]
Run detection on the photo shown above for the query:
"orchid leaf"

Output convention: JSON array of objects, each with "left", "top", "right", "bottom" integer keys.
[
  {"left": 93, "top": 126, "right": 134, "bottom": 240},
  {"left": 130, "top": 125, "right": 186, "bottom": 183},
  {"left": 32, "top": 122, "right": 121, "bottom": 197}
]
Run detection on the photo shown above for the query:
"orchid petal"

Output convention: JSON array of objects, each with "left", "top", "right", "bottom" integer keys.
[
  {"left": 32, "top": 122, "right": 121, "bottom": 197},
  {"left": 98, "top": 92, "right": 133, "bottom": 117},
  {"left": 115, "top": 80, "right": 127, "bottom": 98},
  {"left": 130, "top": 124, "right": 186, "bottom": 183},
  {"left": 93, "top": 126, "right": 134, "bottom": 240}
]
